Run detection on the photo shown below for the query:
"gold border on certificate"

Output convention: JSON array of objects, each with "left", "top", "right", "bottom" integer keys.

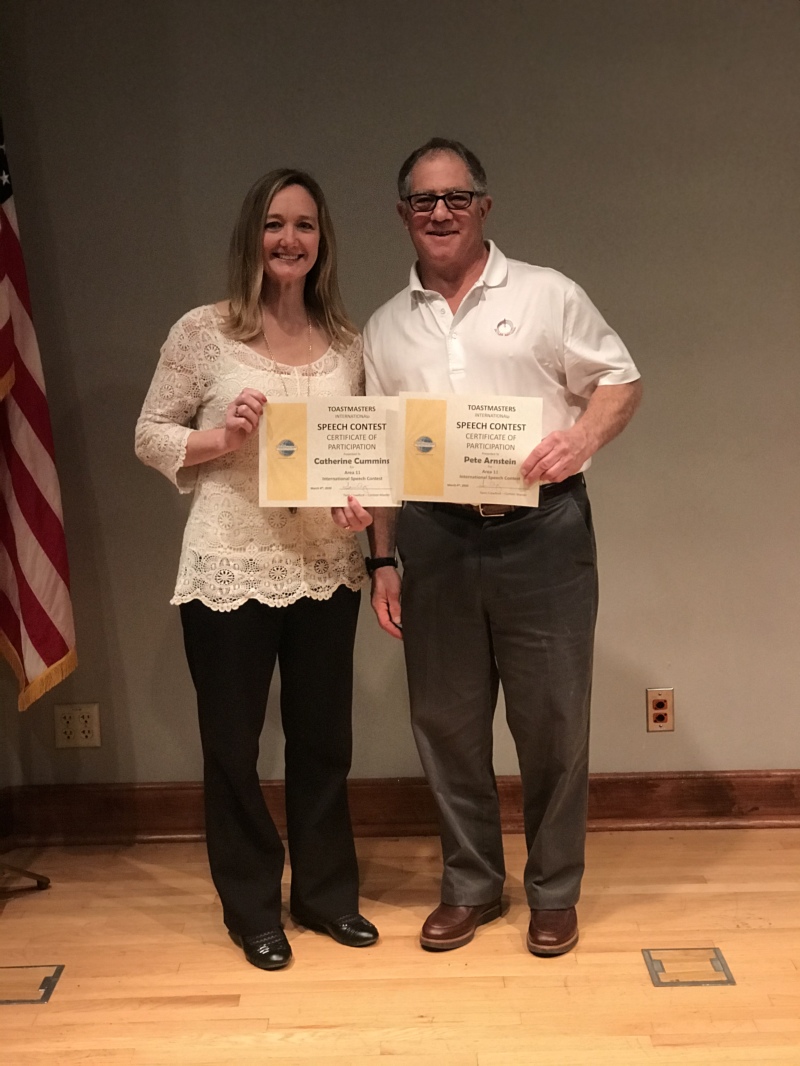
[
  {"left": 260, "top": 402, "right": 307, "bottom": 505},
  {"left": 402, "top": 397, "right": 447, "bottom": 498}
]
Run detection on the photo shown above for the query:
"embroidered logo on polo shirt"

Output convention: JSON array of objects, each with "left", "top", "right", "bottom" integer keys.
[{"left": 495, "top": 319, "right": 516, "bottom": 336}]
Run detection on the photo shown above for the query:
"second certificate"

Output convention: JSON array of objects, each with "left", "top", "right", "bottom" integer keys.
[
  {"left": 259, "top": 397, "right": 398, "bottom": 507},
  {"left": 399, "top": 393, "right": 543, "bottom": 506}
]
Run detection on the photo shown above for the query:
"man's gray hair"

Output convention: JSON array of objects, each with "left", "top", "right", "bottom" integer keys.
[{"left": 397, "top": 138, "right": 488, "bottom": 199}]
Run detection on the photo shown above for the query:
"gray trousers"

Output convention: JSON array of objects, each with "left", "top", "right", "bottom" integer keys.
[{"left": 397, "top": 476, "right": 598, "bottom": 910}]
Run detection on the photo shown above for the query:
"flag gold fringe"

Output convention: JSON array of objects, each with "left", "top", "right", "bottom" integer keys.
[
  {"left": 0, "top": 363, "right": 15, "bottom": 401},
  {"left": 0, "top": 633, "right": 78, "bottom": 711}
]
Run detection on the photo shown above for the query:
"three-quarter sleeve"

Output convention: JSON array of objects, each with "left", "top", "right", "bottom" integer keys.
[
  {"left": 561, "top": 282, "right": 640, "bottom": 399},
  {"left": 134, "top": 312, "right": 208, "bottom": 493}
]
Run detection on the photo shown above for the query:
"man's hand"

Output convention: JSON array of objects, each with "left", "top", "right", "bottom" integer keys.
[
  {"left": 521, "top": 381, "right": 642, "bottom": 485},
  {"left": 371, "top": 566, "right": 403, "bottom": 640},
  {"left": 521, "top": 424, "right": 591, "bottom": 485}
]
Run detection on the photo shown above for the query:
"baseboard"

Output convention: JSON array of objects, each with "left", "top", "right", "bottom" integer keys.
[
  {"left": 3, "top": 771, "right": 799, "bottom": 848},
  {"left": 587, "top": 770, "right": 800, "bottom": 830}
]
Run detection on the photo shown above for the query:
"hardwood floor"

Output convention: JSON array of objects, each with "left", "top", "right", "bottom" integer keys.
[{"left": 2, "top": 829, "right": 800, "bottom": 1064}]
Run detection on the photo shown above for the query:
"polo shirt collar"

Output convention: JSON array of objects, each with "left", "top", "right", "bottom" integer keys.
[{"left": 409, "top": 240, "right": 508, "bottom": 297}]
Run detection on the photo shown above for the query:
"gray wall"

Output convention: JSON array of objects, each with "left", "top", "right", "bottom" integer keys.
[{"left": 0, "top": 0, "right": 798, "bottom": 787}]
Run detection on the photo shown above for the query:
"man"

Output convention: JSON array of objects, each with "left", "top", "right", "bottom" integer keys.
[{"left": 361, "top": 138, "right": 641, "bottom": 956}]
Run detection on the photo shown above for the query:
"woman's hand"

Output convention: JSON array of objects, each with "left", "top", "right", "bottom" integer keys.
[
  {"left": 331, "top": 496, "right": 373, "bottom": 533},
  {"left": 183, "top": 388, "right": 268, "bottom": 468},
  {"left": 224, "top": 388, "right": 267, "bottom": 451}
]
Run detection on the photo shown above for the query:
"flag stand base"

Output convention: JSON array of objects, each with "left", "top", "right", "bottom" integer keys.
[{"left": 0, "top": 862, "right": 50, "bottom": 890}]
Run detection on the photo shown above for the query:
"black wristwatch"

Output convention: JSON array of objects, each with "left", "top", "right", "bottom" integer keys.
[{"left": 365, "top": 556, "right": 398, "bottom": 576}]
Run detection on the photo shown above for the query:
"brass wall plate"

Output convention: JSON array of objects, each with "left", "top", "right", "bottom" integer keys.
[{"left": 646, "top": 687, "right": 674, "bottom": 732}]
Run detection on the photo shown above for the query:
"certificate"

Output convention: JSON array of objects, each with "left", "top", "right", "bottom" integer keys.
[
  {"left": 259, "top": 397, "right": 399, "bottom": 507},
  {"left": 399, "top": 394, "right": 543, "bottom": 506}
]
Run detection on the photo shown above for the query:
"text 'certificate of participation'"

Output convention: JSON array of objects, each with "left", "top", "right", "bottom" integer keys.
[
  {"left": 259, "top": 397, "right": 399, "bottom": 507},
  {"left": 399, "top": 394, "right": 543, "bottom": 506}
]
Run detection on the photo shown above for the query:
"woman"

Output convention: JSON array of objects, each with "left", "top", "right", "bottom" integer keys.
[{"left": 135, "top": 170, "right": 376, "bottom": 971}]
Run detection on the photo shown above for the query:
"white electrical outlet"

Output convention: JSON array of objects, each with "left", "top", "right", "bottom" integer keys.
[{"left": 55, "top": 704, "right": 101, "bottom": 748}]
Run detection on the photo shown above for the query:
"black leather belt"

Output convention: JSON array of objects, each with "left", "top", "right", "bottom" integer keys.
[{"left": 429, "top": 474, "right": 584, "bottom": 519}]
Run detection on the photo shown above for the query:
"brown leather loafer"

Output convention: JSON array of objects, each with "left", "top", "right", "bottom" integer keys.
[
  {"left": 527, "top": 906, "right": 579, "bottom": 957},
  {"left": 420, "top": 899, "right": 504, "bottom": 951}
]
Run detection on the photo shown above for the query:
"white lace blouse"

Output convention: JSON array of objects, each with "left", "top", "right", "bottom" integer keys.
[{"left": 135, "top": 304, "right": 368, "bottom": 611}]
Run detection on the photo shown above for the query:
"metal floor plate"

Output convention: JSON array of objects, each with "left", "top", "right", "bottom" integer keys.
[
  {"left": 0, "top": 965, "right": 65, "bottom": 1005},
  {"left": 642, "top": 947, "right": 735, "bottom": 987}
]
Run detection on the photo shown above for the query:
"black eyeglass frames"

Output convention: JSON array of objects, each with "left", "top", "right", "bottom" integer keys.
[{"left": 403, "top": 190, "right": 477, "bottom": 213}]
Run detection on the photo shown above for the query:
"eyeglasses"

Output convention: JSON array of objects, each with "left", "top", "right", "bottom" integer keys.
[{"left": 404, "top": 190, "right": 477, "bottom": 213}]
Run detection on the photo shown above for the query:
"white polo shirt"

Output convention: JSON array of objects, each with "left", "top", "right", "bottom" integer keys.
[{"left": 363, "top": 241, "right": 639, "bottom": 441}]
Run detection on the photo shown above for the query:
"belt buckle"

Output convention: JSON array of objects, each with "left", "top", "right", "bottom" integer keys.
[{"left": 478, "top": 503, "right": 511, "bottom": 517}]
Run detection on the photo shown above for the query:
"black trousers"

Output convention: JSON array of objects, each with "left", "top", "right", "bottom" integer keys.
[
  {"left": 397, "top": 476, "right": 598, "bottom": 910},
  {"left": 180, "top": 586, "right": 361, "bottom": 935}
]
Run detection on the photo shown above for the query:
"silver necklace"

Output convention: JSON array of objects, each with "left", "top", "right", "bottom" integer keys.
[{"left": 262, "top": 313, "right": 313, "bottom": 396}]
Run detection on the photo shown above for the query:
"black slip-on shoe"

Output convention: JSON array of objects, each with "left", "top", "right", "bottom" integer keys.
[{"left": 292, "top": 912, "right": 379, "bottom": 947}]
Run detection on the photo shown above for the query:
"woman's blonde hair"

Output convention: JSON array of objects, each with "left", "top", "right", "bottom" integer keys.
[{"left": 222, "top": 169, "right": 356, "bottom": 348}]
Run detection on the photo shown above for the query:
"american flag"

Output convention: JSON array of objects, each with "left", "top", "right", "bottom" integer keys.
[{"left": 0, "top": 119, "right": 76, "bottom": 710}]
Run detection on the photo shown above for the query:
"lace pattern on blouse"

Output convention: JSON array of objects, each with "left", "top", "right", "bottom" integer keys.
[{"left": 135, "top": 305, "right": 368, "bottom": 610}]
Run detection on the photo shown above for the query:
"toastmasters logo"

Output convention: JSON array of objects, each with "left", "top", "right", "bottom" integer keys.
[
  {"left": 276, "top": 439, "right": 297, "bottom": 458},
  {"left": 414, "top": 436, "right": 436, "bottom": 454}
]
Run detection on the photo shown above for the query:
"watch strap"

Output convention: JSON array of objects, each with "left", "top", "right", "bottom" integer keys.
[{"left": 365, "top": 556, "right": 398, "bottom": 576}]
